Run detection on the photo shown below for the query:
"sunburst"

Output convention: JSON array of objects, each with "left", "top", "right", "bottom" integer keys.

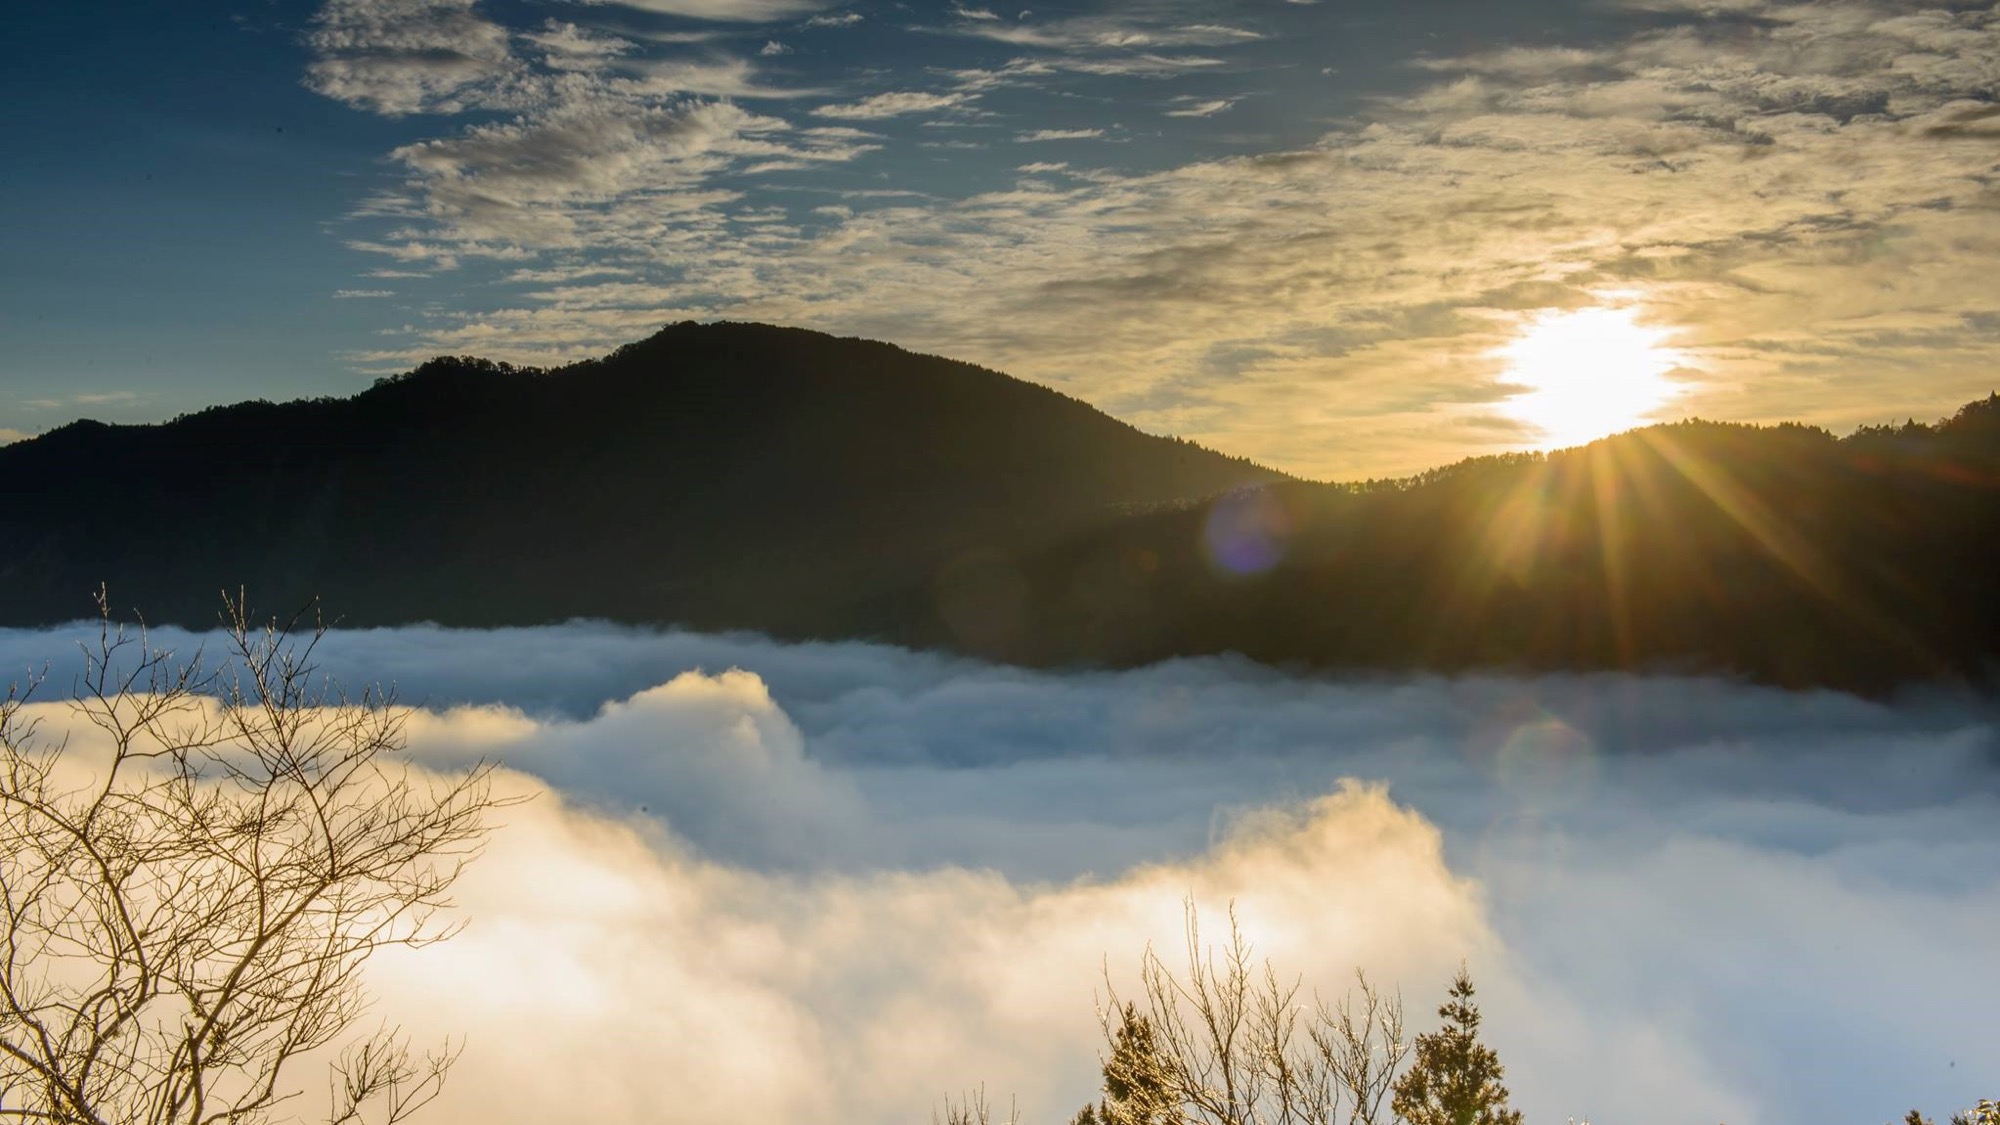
[{"left": 1497, "top": 302, "right": 1689, "bottom": 448}]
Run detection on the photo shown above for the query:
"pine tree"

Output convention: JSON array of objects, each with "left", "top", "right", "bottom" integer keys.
[
  {"left": 1390, "top": 967, "right": 1522, "bottom": 1125},
  {"left": 1903, "top": 1099, "right": 2000, "bottom": 1125},
  {"left": 1073, "top": 1003, "right": 1181, "bottom": 1125}
]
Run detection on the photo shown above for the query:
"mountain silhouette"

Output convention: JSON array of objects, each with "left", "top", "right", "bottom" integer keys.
[
  {"left": 4, "top": 322, "right": 1997, "bottom": 694},
  {"left": 910, "top": 405, "right": 2000, "bottom": 693},
  {"left": 0, "top": 322, "right": 1277, "bottom": 635}
]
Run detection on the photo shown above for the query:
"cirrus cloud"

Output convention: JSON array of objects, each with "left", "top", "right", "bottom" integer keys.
[
  {"left": 577, "top": 0, "right": 840, "bottom": 23},
  {"left": 813, "top": 90, "right": 973, "bottom": 119}
]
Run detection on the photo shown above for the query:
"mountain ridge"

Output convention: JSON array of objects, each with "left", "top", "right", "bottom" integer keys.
[
  {"left": 0, "top": 321, "right": 1280, "bottom": 633},
  {"left": 6, "top": 321, "right": 1998, "bottom": 695}
]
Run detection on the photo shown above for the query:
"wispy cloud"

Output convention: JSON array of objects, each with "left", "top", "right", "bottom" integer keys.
[
  {"left": 332, "top": 288, "right": 396, "bottom": 298},
  {"left": 1164, "top": 96, "right": 1236, "bottom": 117},
  {"left": 581, "top": 0, "right": 838, "bottom": 23},
  {"left": 1174, "top": 23, "right": 1261, "bottom": 41},
  {"left": 613, "top": 56, "right": 817, "bottom": 100},
  {"left": 1014, "top": 127, "right": 1103, "bottom": 141},
  {"left": 22, "top": 391, "right": 141, "bottom": 411},
  {"left": 813, "top": 90, "right": 971, "bottom": 119},
  {"left": 520, "top": 19, "right": 636, "bottom": 71},
  {"left": 948, "top": 13, "right": 1263, "bottom": 51}
]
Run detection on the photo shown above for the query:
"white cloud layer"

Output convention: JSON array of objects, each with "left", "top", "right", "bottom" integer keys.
[{"left": 1, "top": 621, "right": 1994, "bottom": 1124}]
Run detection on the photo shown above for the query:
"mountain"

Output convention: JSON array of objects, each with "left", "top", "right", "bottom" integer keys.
[
  {"left": 891, "top": 403, "right": 2000, "bottom": 693},
  {"left": 0, "top": 322, "right": 1279, "bottom": 634},
  {"left": 5, "top": 322, "right": 1998, "bottom": 694}
]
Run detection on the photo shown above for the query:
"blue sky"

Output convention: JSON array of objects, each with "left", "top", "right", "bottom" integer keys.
[{"left": 5, "top": 0, "right": 1999, "bottom": 476}]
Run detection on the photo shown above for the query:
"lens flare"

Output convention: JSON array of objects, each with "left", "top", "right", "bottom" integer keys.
[
  {"left": 1201, "top": 487, "right": 1293, "bottom": 577},
  {"left": 1494, "top": 716, "right": 1598, "bottom": 808}
]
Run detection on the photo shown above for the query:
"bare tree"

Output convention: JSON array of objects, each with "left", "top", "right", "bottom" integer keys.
[
  {"left": 936, "top": 1086, "right": 1019, "bottom": 1125},
  {"left": 1311, "top": 973, "right": 1408, "bottom": 1125},
  {"left": 0, "top": 592, "right": 507, "bottom": 1125},
  {"left": 1075, "top": 902, "right": 1413, "bottom": 1125}
]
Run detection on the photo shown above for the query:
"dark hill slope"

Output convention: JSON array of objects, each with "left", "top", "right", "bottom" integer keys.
[
  {"left": 896, "top": 399, "right": 2000, "bottom": 693},
  {"left": 0, "top": 322, "right": 1280, "bottom": 631},
  {"left": 8, "top": 322, "right": 1998, "bottom": 694}
]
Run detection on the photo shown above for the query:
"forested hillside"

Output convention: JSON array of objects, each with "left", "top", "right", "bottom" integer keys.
[
  {"left": 904, "top": 399, "right": 2000, "bottom": 693},
  {"left": 0, "top": 322, "right": 1277, "bottom": 633},
  {"left": 6, "top": 323, "right": 1997, "bottom": 693}
]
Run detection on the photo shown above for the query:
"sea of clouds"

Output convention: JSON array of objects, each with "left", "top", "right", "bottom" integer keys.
[{"left": 1, "top": 621, "right": 1994, "bottom": 1125}]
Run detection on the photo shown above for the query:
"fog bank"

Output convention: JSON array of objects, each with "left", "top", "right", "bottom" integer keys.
[{"left": 1, "top": 621, "right": 1994, "bottom": 1123}]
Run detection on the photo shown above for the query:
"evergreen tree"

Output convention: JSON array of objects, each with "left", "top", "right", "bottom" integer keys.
[
  {"left": 1903, "top": 1098, "right": 1999, "bottom": 1125},
  {"left": 1390, "top": 967, "right": 1522, "bottom": 1125},
  {"left": 1073, "top": 1003, "right": 1181, "bottom": 1125}
]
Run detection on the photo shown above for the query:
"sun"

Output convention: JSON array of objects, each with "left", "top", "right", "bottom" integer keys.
[{"left": 1496, "top": 303, "right": 1689, "bottom": 448}]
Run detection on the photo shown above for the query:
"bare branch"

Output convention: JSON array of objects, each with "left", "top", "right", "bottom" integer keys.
[
  {"left": 1089, "top": 901, "right": 1416, "bottom": 1125},
  {"left": 0, "top": 594, "right": 508, "bottom": 1125}
]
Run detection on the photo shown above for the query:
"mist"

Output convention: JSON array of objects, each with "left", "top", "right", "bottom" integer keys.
[{"left": 1, "top": 621, "right": 1994, "bottom": 1123}]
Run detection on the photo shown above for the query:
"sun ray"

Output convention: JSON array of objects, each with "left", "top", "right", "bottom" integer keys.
[{"left": 1635, "top": 425, "right": 1945, "bottom": 677}]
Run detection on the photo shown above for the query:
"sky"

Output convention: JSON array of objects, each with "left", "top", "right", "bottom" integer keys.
[
  {"left": 2, "top": 620, "right": 1995, "bottom": 1124},
  {"left": 4, "top": 0, "right": 2000, "bottom": 476}
]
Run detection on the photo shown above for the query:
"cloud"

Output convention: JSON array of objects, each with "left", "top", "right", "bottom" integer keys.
[
  {"left": 0, "top": 429, "right": 30, "bottom": 445},
  {"left": 1412, "top": 45, "right": 1610, "bottom": 78},
  {"left": 800, "top": 10, "right": 862, "bottom": 27},
  {"left": 580, "top": 0, "right": 838, "bottom": 23},
  {"left": 378, "top": 95, "right": 862, "bottom": 251},
  {"left": 1015, "top": 127, "right": 1103, "bottom": 141},
  {"left": 362, "top": 771, "right": 1492, "bottom": 1125},
  {"left": 332, "top": 288, "right": 396, "bottom": 298},
  {"left": 613, "top": 56, "right": 814, "bottom": 99},
  {"left": 759, "top": 39, "right": 791, "bottom": 55},
  {"left": 304, "top": 0, "right": 525, "bottom": 116},
  {"left": 948, "top": 14, "right": 1264, "bottom": 52},
  {"left": 813, "top": 90, "right": 971, "bottom": 119},
  {"left": 1164, "top": 96, "right": 1235, "bottom": 118},
  {"left": 387, "top": 100, "right": 747, "bottom": 232},
  {"left": 20, "top": 390, "right": 140, "bottom": 411},
  {"left": 520, "top": 19, "right": 636, "bottom": 71},
  {"left": 1612, "top": 0, "right": 1768, "bottom": 11},
  {"left": 1174, "top": 23, "right": 1262, "bottom": 42},
  {"left": 301, "top": 0, "right": 850, "bottom": 304},
  {"left": 1057, "top": 53, "right": 1223, "bottom": 77},
  {"left": 1, "top": 619, "right": 1994, "bottom": 1124}
]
